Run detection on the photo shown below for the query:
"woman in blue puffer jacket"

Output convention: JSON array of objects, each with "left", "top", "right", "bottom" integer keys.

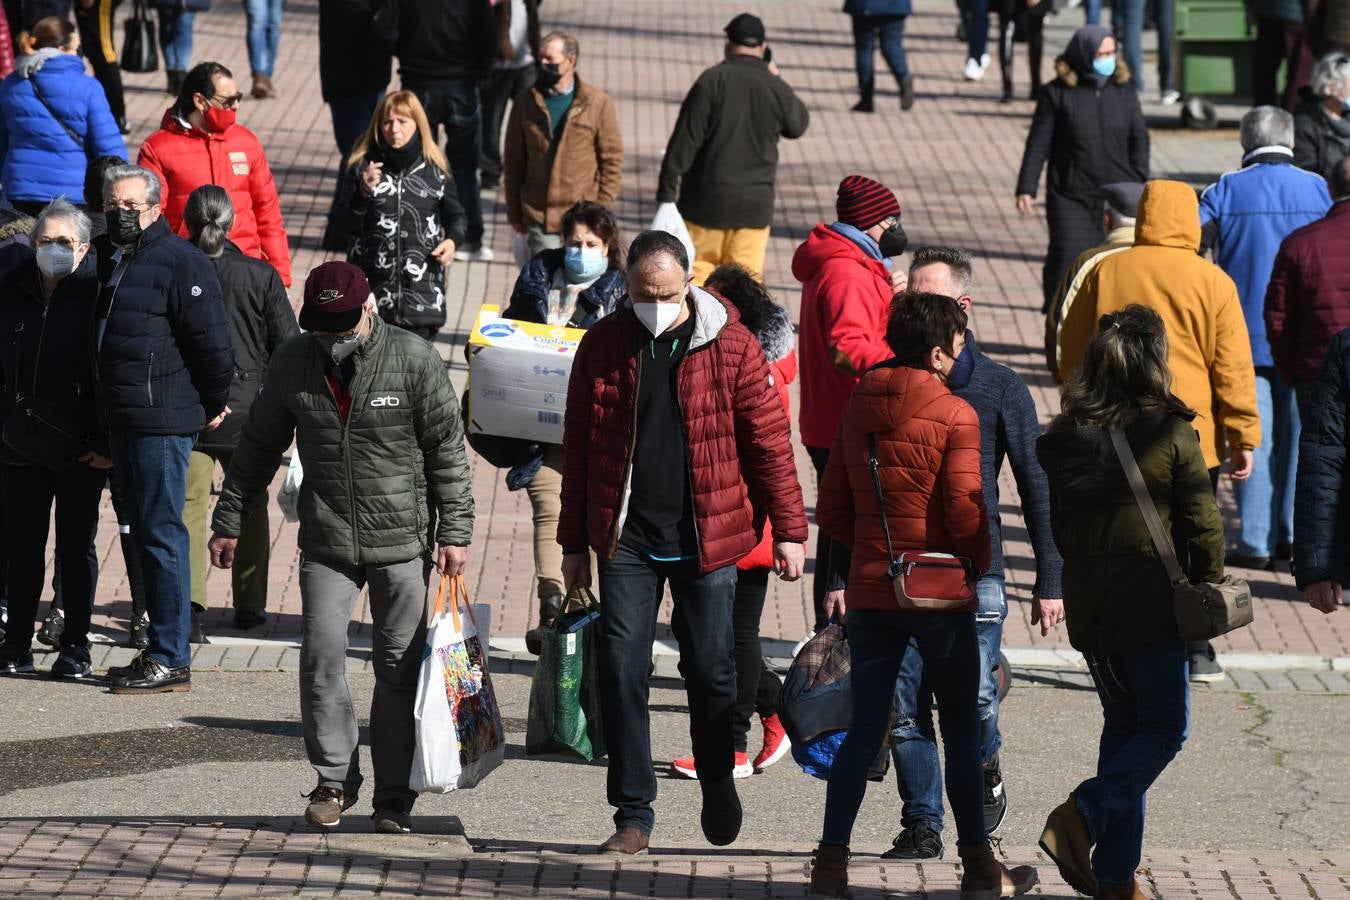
[{"left": 0, "top": 17, "right": 126, "bottom": 212}]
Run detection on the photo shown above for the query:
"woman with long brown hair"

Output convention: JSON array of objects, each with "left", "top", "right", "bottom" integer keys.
[{"left": 339, "top": 90, "right": 468, "bottom": 342}]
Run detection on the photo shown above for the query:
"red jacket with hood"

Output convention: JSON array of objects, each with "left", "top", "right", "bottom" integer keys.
[
  {"left": 558, "top": 285, "right": 809, "bottom": 573},
  {"left": 138, "top": 108, "right": 292, "bottom": 286},
  {"left": 817, "top": 362, "right": 990, "bottom": 612},
  {"left": 793, "top": 223, "right": 895, "bottom": 449}
]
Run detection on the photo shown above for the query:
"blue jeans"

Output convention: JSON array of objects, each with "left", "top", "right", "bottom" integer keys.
[
  {"left": 1234, "top": 368, "right": 1299, "bottom": 557},
  {"left": 408, "top": 80, "right": 485, "bottom": 246},
  {"left": 1086, "top": 0, "right": 1102, "bottom": 23},
  {"left": 596, "top": 544, "right": 738, "bottom": 833},
  {"left": 822, "top": 607, "right": 986, "bottom": 849},
  {"left": 889, "top": 575, "right": 1006, "bottom": 830},
  {"left": 851, "top": 14, "right": 909, "bottom": 100},
  {"left": 110, "top": 432, "right": 194, "bottom": 669},
  {"left": 325, "top": 90, "right": 385, "bottom": 243},
  {"left": 1115, "top": 0, "right": 1173, "bottom": 94},
  {"left": 960, "top": 0, "right": 990, "bottom": 60},
  {"left": 157, "top": 10, "right": 195, "bottom": 72},
  {"left": 244, "top": 0, "right": 284, "bottom": 77},
  {"left": 1078, "top": 640, "right": 1189, "bottom": 887}
]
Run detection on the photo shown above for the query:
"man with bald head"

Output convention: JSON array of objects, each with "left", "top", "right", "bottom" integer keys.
[{"left": 558, "top": 229, "right": 809, "bottom": 855}]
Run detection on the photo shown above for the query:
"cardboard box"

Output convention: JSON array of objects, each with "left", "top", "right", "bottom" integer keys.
[{"left": 466, "top": 305, "right": 585, "bottom": 444}]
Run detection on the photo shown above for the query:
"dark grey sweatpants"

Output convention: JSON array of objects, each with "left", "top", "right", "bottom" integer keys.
[{"left": 298, "top": 554, "right": 430, "bottom": 811}]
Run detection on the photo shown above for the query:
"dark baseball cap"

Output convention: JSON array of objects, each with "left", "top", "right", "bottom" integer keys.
[
  {"left": 1100, "top": 181, "right": 1145, "bottom": 219},
  {"left": 298, "top": 261, "right": 371, "bottom": 332},
  {"left": 725, "top": 13, "right": 765, "bottom": 47}
]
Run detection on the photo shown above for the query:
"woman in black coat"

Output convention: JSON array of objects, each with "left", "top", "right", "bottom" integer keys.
[
  {"left": 0, "top": 199, "right": 108, "bottom": 679},
  {"left": 1015, "top": 25, "right": 1149, "bottom": 313},
  {"left": 1293, "top": 53, "right": 1350, "bottom": 183}
]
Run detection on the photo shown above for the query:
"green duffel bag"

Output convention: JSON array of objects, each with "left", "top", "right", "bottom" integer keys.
[{"left": 526, "top": 585, "right": 607, "bottom": 761}]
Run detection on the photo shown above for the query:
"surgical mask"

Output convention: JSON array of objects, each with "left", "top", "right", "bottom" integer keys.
[
  {"left": 537, "top": 62, "right": 563, "bottom": 90},
  {"left": 109, "top": 207, "right": 144, "bottom": 248},
  {"left": 314, "top": 319, "right": 367, "bottom": 363},
  {"left": 632, "top": 301, "right": 683, "bottom": 336},
  {"left": 563, "top": 246, "right": 607, "bottom": 282},
  {"left": 202, "top": 105, "right": 236, "bottom": 133},
  {"left": 35, "top": 243, "right": 77, "bottom": 278},
  {"left": 878, "top": 221, "right": 908, "bottom": 258},
  {"left": 1092, "top": 56, "right": 1117, "bottom": 78}
]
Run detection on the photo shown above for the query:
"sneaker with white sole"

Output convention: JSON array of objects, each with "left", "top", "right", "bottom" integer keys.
[
  {"left": 0, "top": 644, "right": 35, "bottom": 674},
  {"left": 753, "top": 713, "right": 791, "bottom": 771},
  {"left": 671, "top": 751, "right": 753, "bottom": 779},
  {"left": 964, "top": 57, "right": 986, "bottom": 81},
  {"left": 1160, "top": 89, "right": 1181, "bottom": 105},
  {"left": 453, "top": 244, "right": 495, "bottom": 262},
  {"left": 983, "top": 753, "right": 1009, "bottom": 835},
  {"left": 1189, "top": 644, "right": 1225, "bottom": 683}
]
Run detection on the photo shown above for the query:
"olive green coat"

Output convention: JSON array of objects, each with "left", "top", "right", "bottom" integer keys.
[
  {"left": 1035, "top": 412, "right": 1224, "bottom": 655},
  {"left": 213, "top": 315, "right": 474, "bottom": 565}
]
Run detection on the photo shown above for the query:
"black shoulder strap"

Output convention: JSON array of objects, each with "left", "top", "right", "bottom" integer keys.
[
  {"left": 25, "top": 70, "right": 87, "bottom": 155},
  {"left": 866, "top": 433, "right": 897, "bottom": 565}
]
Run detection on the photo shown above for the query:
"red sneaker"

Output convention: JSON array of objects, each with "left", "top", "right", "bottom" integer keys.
[
  {"left": 670, "top": 752, "right": 753, "bottom": 780},
  {"left": 753, "top": 714, "right": 791, "bottom": 771}
]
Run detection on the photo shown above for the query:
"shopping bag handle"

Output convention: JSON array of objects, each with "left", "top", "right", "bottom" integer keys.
[
  {"left": 431, "top": 573, "right": 479, "bottom": 633},
  {"left": 560, "top": 582, "right": 600, "bottom": 615}
]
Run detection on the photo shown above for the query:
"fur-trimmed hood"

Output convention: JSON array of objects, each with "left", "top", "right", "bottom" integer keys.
[
  {"left": 0, "top": 217, "right": 32, "bottom": 243},
  {"left": 745, "top": 303, "right": 795, "bottom": 364},
  {"left": 1054, "top": 57, "right": 1133, "bottom": 88}
]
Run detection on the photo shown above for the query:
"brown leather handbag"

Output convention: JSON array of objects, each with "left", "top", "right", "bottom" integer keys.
[{"left": 866, "top": 435, "right": 977, "bottom": 613}]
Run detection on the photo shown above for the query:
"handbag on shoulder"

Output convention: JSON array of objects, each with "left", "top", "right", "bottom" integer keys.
[
  {"left": 866, "top": 434, "right": 978, "bottom": 613},
  {"left": 1109, "top": 428, "right": 1254, "bottom": 641},
  {"left": 121, "top": 0, "right": 160, "bottom": 74}
]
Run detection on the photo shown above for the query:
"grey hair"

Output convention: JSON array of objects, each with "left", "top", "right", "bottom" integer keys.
[
  {"left": 1240, "top": 105, "right": 1295, "bottom": 152},
  {"left": 184, "top": 184, "right": 235, "bottom": 258},
  {"left": 102, "top": 163, "right": 162, "bottom": 207},
  {"left": 1104, "top": 202, "right": 1137, "bottom": 229},
  {"left": 30, "top": 197, "right": 91, "bottom": 245},
  {"left": 541, "top": 30, "right": 579, "bottom": 61},
  {"left": 1312, "top": 52, "right": 1350, "bottom": 99},
  {"left": 908, "top": 245, "right": 974, "bottom": 297},
  {"left": 627, "top": 229, "right": 690, "bottom": 276}
]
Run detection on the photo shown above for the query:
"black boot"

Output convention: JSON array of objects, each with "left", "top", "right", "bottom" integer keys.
[{"left": 524, "top": 595, "right": 561, "bottom": 656}]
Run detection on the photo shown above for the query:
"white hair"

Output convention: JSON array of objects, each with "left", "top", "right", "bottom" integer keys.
[
  {"left": 1240, "top": 105, "right": 1294, "bottom": 152},
  {"left": 31, "top": 197, "right": 91, "bottom": 245},
  {"left": 1312, "top": 52, "right": 1350, "bottom": 99}
]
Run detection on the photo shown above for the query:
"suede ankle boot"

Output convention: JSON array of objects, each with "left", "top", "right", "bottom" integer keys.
[
  {"left": 958, "top": 842, "right": 1038, "bottom": 898},
  {"left": 808, "top": 843, "right": 850, "bottom": 899}
]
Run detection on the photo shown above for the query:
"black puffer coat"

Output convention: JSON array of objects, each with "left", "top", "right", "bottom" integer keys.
[
  {"left": 1294, "top": 329, "right": 1350, "bottom": 589},
  {"left": 502, "top": 248, "right": 625, "bottom": 328},
  {"left": 340, "top": 151, "right": 468, "bottom": 332},
  {"left": 1293, "top": 89, "right": 1350, "bottom": 184},
  {"left": 196, "top": 241, "right": 299, "bottom": 452}
]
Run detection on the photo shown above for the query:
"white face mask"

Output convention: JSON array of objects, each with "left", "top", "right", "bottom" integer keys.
[
  {"left": 632, "top": 301, "right": 683, "bottom": 336},
  {"left": 35, "top": 244, "right": 77, "bottom": 278}
]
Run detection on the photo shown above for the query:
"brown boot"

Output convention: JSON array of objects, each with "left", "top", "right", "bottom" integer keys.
[
  {"left": 958, "top": 842, "right": 1038, "bottom": 898},
  {"left": 1098, "top": 879, "right": 1148, "bottom": 899},
  {"left": 598, "top": 826, "right": 648, "bottom": 855},
  {"left": 1039, "top": 793, "right": 1099, "bottom": 896},
  {"left": 524, "top": 595, "right": 561, "bottom": 656},
  {"left": 251, "top": 72, "right": 276, "bottom": 99},
  {"left": 807, "top": 843, "right": 850, "bottom": 899}
]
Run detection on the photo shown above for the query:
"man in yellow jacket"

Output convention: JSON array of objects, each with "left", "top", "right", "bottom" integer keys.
[{"left": 1059, "top": 178, "right": 1261, "bottom": 683}]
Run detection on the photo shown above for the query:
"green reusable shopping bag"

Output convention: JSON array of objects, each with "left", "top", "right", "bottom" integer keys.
[{"left": 525, "top": 586, "right": 607, "bottom": 761}]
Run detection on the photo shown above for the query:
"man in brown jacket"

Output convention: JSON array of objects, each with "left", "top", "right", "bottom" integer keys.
[{"left": 503, "top": 30, "right": 623, "bottom": 259}]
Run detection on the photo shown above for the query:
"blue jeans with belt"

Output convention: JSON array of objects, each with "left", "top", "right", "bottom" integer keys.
[
  {"left": 408, "top": 79, "right": 485, "bottom": 246},
  {"left": 244, "top": 0, "right": 284, "bottom": 77}
]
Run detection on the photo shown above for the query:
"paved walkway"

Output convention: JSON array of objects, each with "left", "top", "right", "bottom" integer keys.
[{"left": 47, "top": 0, "right": 1344, "bottom": 663}]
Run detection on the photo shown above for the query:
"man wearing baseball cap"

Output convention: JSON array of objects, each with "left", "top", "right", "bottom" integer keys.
[
  {"left": 656, "top": 12, "right": 809, "bottom": 283},
  {"left": 209, "top": 261, "right": 475, "bottom": 834},
  {"left": 792, "top": 174, "right": 907, "bottom": 638}
]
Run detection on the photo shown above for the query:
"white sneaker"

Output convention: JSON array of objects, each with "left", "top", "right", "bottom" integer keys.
[
  {"left": 1160, "top": 89, "right": 1181, "bottom": 105},
  {"left": 980, "top": 52, "right": 991, "bottom": 70},
  {"left": 964, "top": 57, "right": 985, "bottom": 81},
  {"left": 453, "top": 244, "right": 496, "bottom": 262},
  {"left": 790, "top": 631, "right": 816, "bottom": 658}
]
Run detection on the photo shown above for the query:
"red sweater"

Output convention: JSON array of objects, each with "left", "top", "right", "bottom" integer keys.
[{"left": 793, "top": 224, "right": 894, "bottom": 448}]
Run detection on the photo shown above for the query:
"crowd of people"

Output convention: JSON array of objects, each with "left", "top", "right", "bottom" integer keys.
[{"left": 0, "top": 2, "right": 1346, "bottom": 899}]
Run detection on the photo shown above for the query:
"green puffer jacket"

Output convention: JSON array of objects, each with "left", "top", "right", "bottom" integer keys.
[
  {"left": 1035, "top": 411, "right": 1224, "bottom": 655},
  {"left": 213, "top": 315, "right": 474, "bottom": 565}
]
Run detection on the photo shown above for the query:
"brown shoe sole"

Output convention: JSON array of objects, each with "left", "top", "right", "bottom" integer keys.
[
  {"left": 1039, "top": 814, "right": 1098, "bottom": 897},
  {"left": 109, "top": 681, "right": 191, "bottom": 695}
]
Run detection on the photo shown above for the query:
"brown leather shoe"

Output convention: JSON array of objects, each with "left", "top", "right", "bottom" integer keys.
[
  {"left": 958, "top": 842, "right": 1037, "bottom": 898},
  {"left": 808, "top": 843, "right": 851, "bottom": 899},
  {"left": 1098, "top": 879, "right": 1148, "bottom": 899},
  {"left": 598, "top": 826, "right": 649, "bottom": 855},
  {"left": 1039, "top": 794, "right": 1099, "bottom": 897}
]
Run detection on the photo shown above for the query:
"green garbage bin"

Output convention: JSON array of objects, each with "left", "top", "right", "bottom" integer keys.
[{"left": 1173, "top": 0, "right": 1257, "bottom": 128}]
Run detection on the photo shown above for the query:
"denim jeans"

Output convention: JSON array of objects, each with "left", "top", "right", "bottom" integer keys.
[
  {"left": 889, "top": 575, "right": 1006, "bottom": 830},
  {"left": 110, "top": 432, "right": 195, "bottom": 669},
  {"left": 324, "top": 90, "right": 385, "bottom": 246},
  {"left": 596, "top": 543, "right": 738, "bottom": 833},
  {"left": 244, "top": 0, "right": 284, "bottom": 77},
  {"left": 1115, "top": 0, "right": 1173, "bottom": 94},
  {"left": 1078, "top": 639, "right": 1189, "bottom": 887},
  {"left": 1086, "top": 0, "right": 1102, "bottom": 23},
  {"left": 1234, "top": 369, "right": 1300, "bottom": 557},
  {"left": 157, "top": 10, "right": 195, "bottom": 72},
  {"left": 960, "top": 0, "right": 990, "bottom": 60},
  {"left": 822, "top": 608, "right": 986, "bottom": 849},
  {"left": 409, "top": 80, "right": 485, "bottom": 246},
  {"left": 851, "top": 14, "right": 909, "bottom": 101}
]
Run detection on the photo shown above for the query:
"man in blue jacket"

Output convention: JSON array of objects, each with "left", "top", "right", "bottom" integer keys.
[
  {"left": 95, "top": 164, "right": 233, "bottom": 694},
  {"left": 1199, "top": 106, "right": 1331, "bottom": 576}
]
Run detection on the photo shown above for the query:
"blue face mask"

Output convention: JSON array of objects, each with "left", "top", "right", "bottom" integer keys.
[
  {"left": 1092, "top": 56, "right": 1117, "bottom": 78},
  {"left": 563, "top": 246, "right": 608, "bottom": 282}
]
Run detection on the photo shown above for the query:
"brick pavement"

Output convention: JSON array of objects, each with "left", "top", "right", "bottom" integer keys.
[
  {"left": 55, "top": 0, "right": 1347, "bottom": 661},
  {"left": 1, "top": 818, "right": 1347, "bottom": 898}
]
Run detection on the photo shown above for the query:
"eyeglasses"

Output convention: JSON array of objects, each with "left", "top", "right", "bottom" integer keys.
[
  {"left": 207, "top": 93, "right": 244, "bottom": 109},
  {"left": 104, "top": 200, "right": 149, "bottom": 213},
  {"left": 34, "top": 236, "right": 81, "bottom": 249}
]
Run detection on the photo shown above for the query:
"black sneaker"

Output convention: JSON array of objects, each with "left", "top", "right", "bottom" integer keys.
[
  {"left": 305, "top": 785, "right": 357, "bottom": 828},
  {"left": 983, "top": 753, "right": 1009, "bottom": 835},
  {"left": 1189, "top": 644, "right": 1225, "bottom": 683},
  {"left": 190, "top": 609, "right": 208, "bottom": 645},
  {"left": 108, "top": 653, "right": 191, "bottom": 694},
  {"left": 51, "top": 649, "right": 93, "bottom": 679},
  {"left": 851, "top": 97, "right": 875, "bottom": 113},
  {"left": 900, "top": 74, "right": 915, "bottom": 111},
  {"left": 128, "top": 613, "right": 149, "bottom": 649},
  {"left": 1274, "top": 542, "right": 1293, "bottom": 562},
  {"left": 0, "top": 595, "right": 8, "bottom": 642},
  {"left": 233, "top": 610, "right": 267, "bottom": 630},
  {"left": 1227, "top": 552, "right": 1274, "bottom": 572},
  {"left": 881, "top": 823, "right": 943, "bottom": 860},
  {"left": 37, "top": 607, "right": 64, "bottom": 649},
  {"left": 372, "top": 801, "right": 413, "bottom": 834},
  {"left": 0, "top": 644, "right": 35, "bottom": 675}
]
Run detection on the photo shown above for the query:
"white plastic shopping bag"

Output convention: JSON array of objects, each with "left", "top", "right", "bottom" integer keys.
[
  {"left": 511, "top": 231, "right": 528, "bottom": 268},
  {"left": 276, "top": 452, "right": 303, "bottom": 523},
  {"left": 410, "top": 574, "right": 506, "bottom": 793},
  {"left": 650, "top": 202, "right": 696, "bottom": 269}
]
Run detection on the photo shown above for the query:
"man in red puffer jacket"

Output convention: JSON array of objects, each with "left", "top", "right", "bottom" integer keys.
[
  {"left": 794, "top": 174, "right": 907, "bottom": 635},
  {"left": 558, "top": 231, "right": 808, "bottom": 857},
  {"left": 139, "top": 61, "right": 292, "bottom": 287}
]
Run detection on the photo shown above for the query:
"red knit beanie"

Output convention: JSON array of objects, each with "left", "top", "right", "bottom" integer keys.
[{"left": 836, "top": 175, "right": 901, "bottom": 229}]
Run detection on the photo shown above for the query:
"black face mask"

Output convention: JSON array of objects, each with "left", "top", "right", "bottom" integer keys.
[
  {"left": 109, "top": 207, "right": 145, "bottom": 248},
  {"left": 537, "top": 62, "right": 563, "bottom": 90},
  {"left": 878, "top": 220, "right": 908, "bottom": 258}
]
